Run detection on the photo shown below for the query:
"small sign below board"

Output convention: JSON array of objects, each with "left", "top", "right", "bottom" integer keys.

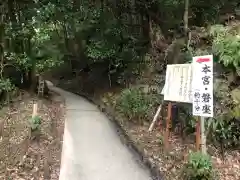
[
  {"left": 192, "top": 55, "right": 213, "bottom": 117},
  {"left": 163, "top": 64, "right": 192, "bottom": 103}
]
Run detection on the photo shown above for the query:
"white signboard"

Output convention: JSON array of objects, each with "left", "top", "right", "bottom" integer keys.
[
  {"left": 163, "top": 64, "right": 192, "bottom": 103},
  {"left": 192, "top": 55, "right": 213, "bottom": 117}
]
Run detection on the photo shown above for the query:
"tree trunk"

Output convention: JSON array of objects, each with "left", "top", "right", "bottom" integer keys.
[
  {"left": 30, "top": 65, "right": 37, "bottom": 92},
  {"left": 7, "top": 0, "right": 17, "bottom": 23},
  {"left": 142, "top": 14, "right": 150, "bottom": 41},
  {"left": 0, "top": 4, "right": 5, "bottom": 73},
  {"left": 183, "top": 0, "right": 189, "bottom": 44}
]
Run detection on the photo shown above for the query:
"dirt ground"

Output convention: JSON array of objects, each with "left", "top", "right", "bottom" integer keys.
[
  {"left": 0, "top": 91, "right": 65, "bottom": 180},
  {"left": 128, "top": 123, "right": 240, "bottom": 180}
]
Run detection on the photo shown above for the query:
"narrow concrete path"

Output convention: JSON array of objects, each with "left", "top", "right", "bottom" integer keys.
[{"left": 47, "top": 82, "right": 152, "bottom": 180}]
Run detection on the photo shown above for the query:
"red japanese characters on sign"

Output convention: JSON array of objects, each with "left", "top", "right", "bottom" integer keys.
[{"left": 192, "top": 55, "right": 213, "bottom": 117}]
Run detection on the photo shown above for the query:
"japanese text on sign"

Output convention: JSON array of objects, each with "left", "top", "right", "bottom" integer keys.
[
  {"left": 163, "top": 64, "right": 192, "bottom": 103},
  {"left": 192, "top": 55, "right": 213, "bottom": 117}
]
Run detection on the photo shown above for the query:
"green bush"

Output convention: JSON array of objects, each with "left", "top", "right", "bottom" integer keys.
[
  {"left": 29, "top": 115, "right": 41, "bottom": 131},
  {"left": 0, "top": 78, "right": 15, "bottom": 93},
  {"left": 210, "top": 24, "right": 240, "bottom": 69},
  {"left": 182, "top": 152, "right": 216, "bottom": 180},
  {"left": 207, "top": 115, "right": 240, "bottom": 149},
  {"left": 117, "top": 87, "right": 156, "bottom": 122},
  {"left": 0, "top": 78, "right": 16, "bottom": 104}
]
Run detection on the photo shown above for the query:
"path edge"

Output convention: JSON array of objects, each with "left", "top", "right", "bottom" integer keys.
[{"left": 77, "top": 92, "right": 163, "bottom": 180}]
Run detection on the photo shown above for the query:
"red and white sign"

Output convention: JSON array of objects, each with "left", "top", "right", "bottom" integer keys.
[{"left": 192, "top": 55, "right": 213, "bottom": 117}]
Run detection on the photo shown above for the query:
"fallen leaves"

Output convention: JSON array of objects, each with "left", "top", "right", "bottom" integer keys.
[{"left": 0, "top": 92, "right": 65, "bottom": 180}]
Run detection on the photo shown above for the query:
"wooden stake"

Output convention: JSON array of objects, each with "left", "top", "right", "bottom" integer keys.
[
  {"left": 158, "top": 116, "right": 163, "bottom": 132},
  {"left": 196, "top": 116, "right": 201, "bottom": 151},
  {"left": 0, "top": 120, "right": 4, "bottom": 141},
  {"left": 200, "top": 116, "right": 207, "bottom": 153},
  {"left": 32, "top": 103, "right": 38, "bottom": 117},
  {"left": 164, "top": 102, "right": 172, "bottom": 150},
  {"left": 148, "top": 103, "right": 163, "bottom": 132}
]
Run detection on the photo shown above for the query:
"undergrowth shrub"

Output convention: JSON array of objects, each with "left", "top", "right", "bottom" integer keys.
[
  {"left": 29, "top": 115, "right": 41, "bottom": 131},
  {"left": 0, "top": 78, "right": 16, "bottom": 104},
  {"left": 29, "top": 115, "right": 42, "bottom": 140},
  {"left": 210, "top": 24, "right": 240, "bottom": 73},
  {"left": 179, "top": 104, "right": 240, "bottom": 150},
  {"left": 207, "top": 115, "right": 240, "bottom": 150},
  {"left": 117, "top": 87, "right": 157, "bottom": 123},
  {"left": 182, "top": 152, "right": 216, "bottom": 180}
]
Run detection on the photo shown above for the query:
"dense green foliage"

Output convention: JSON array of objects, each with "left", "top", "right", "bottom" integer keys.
[
  {"left": 207, "top": 116, "right": 240, "bottom": 149},
  {"left": 182, "top": 152, "right": 215, "bottom": 180},
  {"left": 117, "top": 87, "right": 158, "bottom": 122},
  {"left": 1, "top": 0, "right": 239, "bottom": 88},
  {"left": 210, "top": 24, "right": 240, "bottom": 69}
]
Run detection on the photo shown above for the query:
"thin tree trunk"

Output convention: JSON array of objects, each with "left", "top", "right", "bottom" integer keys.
[
  {"left": 7, "top": 0, "right": 17, "bottom": 23},
  {"left": 183, "top": 0, "right": 189, "bottom": 35},
  {"left": 0, "top": 4, "right": 5, "bottom": 75},
  {"left": 183, "top": 0, "right": 189, "bottom": 45},
  {"left": 62, "top": 23, "right": 69, "bottom": 51},
  {"left": 30, "top": 64, "right": 37, "bottom": 92}
]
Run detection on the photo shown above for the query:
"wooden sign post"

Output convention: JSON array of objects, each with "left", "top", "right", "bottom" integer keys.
[
  {"left": 161, "top": 55, "right": 214, "bottom": 152},
  {"left": 196, "top": 116, "right": 201, "bottom": 151},
  {"left": 192, "top": 55, "right": 214, "bottom": 153},
  {"left": 162, "top": 64, "right": 192, "bottom": 150},
  {"left": 164, "top": 102, "right": 172, "bottom": 150},
  {"left": 200, "top": 116, "right": 207, "bottom": 153}
]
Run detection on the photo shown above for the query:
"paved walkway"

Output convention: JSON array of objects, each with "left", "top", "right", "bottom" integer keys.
[{"left": 47, "top": 82, "right": 152, "bottom": 180}]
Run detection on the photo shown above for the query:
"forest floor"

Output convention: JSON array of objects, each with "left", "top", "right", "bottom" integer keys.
[{"left": 0, "top": 91, "right": 65, "bottom": 180}]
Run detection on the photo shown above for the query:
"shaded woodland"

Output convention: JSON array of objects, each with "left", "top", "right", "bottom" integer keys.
[{"left": 0, "top": 0, "right": 240, "bottom": 179}]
